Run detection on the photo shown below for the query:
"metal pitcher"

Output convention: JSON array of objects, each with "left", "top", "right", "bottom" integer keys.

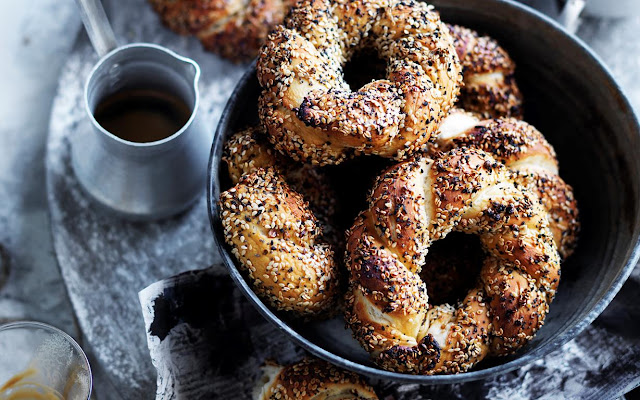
[{"left": 72, "top": 0, "right": 208, "bottom": 220}]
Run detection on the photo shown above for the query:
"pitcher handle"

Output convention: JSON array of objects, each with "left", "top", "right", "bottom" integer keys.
[
  {"left": 557, "top": 0, "right": 586, "bottom": 34},
  {"left": 75, "top": 0, "right": 118, "bottom": 58}
]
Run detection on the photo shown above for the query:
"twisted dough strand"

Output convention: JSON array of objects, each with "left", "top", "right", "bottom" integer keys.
[
  {"left": 345, "top": 148, "right": 560, "bottom": 374},
  {"left": 223, "top": 127, "right": 340, "bottom": 246},
  {"left": 433, "top": 109, "right": 580, "bottom": 258},
  {"left": 219, "top": 168, "right": 340, "bottom": 317},
  {"left": 149, "top": 0, "right": 296, "bottom": 61},
  {"left": 448, "top": 24, "right": 523, "bottom": 119}
]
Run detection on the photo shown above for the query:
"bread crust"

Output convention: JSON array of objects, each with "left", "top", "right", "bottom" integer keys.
[
  {"left": 431, "top": 110, "right": 580, "bottom": 258},
  {"left": 223, "top": 127, "right": 340, "bottom": 246},
  {"left": 149, "top": 0, "right": 296, "bottom": 61},
  {"left": 257, "top": 0, "right": 462, "bottom": 165},
  {"left": 448, "top": 24, "right": 523, "bottom": 119},
  {"left": 256, "top": 359, "right": 379, "bottom": 400},
  {"left": 219, "top": 169, "right": 340, "bottom": 317}
]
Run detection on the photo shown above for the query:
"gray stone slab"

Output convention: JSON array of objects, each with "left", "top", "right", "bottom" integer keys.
[{"left": 46, "top": 0, "right": 244, "bottom": 397}]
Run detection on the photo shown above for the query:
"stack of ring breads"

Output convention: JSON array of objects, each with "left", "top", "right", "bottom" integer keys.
[{"left": 218, "top": 0, "right": 580, "bottom": 376}]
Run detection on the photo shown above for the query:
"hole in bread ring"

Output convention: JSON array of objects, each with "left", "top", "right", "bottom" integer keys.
[{"left": 419, "top": 232, "right": 484, "bottom": 305}]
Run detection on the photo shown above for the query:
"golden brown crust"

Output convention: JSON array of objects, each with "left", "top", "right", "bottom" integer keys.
[
  {"left": 512, "top": 171, "right": 579, "bottom": 259},
  {"left": 256, "top": 359, "right": 379, "bottom": 400},
  {"left": 432, "top": 111, "right": 580, "bottom": 258},
  {"left": 222, "top": 127, "right": 340, "bottom": 246},
  {"left": 223, "top": 127, "right": 285, "bottom": 185},
  {"left": 218, "top": 169, "right": 340, "bottom": 317},
  {"left": 149, "top": 0, "right": 296, "bottom": 61},
  {"left": 481, "top": 259, "right": 547, "bottom": 354},
  {"left": 257, "top": 0, "right": 462, "bottom": 165},
  {"left": 448, "top": 24, "right": 523, "bottom": 119},
  {"left": 345, "top": 148, "right": 562, "bottom": 373}
]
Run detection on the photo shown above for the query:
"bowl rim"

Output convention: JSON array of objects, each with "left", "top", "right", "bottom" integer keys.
[{"left": 207, "top": 0, "right": 640, "bottom": 384}]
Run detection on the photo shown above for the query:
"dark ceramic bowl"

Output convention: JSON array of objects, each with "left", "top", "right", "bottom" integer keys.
[{"left": 207, "top": 0, "right": 640, "bottom": 383}]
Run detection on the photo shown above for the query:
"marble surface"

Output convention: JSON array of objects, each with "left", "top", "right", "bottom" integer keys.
[{"left": 0, "top": 0, "right": 638, "bottom": 399}]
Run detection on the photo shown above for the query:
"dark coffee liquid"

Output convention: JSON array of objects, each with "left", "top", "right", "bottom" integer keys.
[{"left": 93, "top": 89, "right": 192, "bottom": 143}]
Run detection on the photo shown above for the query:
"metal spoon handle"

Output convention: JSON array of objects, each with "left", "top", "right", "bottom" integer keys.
[{"left": 74, "top": 0, "right": 118, "bottom": 58}]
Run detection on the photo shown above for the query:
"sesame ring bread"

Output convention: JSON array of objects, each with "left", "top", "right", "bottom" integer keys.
[
  {"left": 257, "top": 0, "right": 463, "bottom": 165},
  {"left": 148, "top": 0, "right": 296, "bottom": 61},
  {"left": 255, "top": 359, "right": 379, "bottom": 400},
  {"left": 432, "top": 109, "right": 580, "bottom": 258},
  {"left": 345, "top": 148, "right": 563, "bottom": 374},
  {"left": 219, "top": 168, "right": 340, "bottom": 317},
  {"left": 448, "top": 25, "right": 524, "bottom": 119},
  {"left": 223, "top": 126, "right": 340, "bottom": 246}
]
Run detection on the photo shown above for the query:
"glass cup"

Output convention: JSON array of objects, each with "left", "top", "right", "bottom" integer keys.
[{"left": 0, "top": 321, "right": 92, "bottom": 400}]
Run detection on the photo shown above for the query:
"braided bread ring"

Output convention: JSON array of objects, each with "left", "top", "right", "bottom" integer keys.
[
  {"left": 433, "top": 109, "right": 580, "bottom": 258},
  {"left": 255, "top": 359, "right": 378, "bottom": 400},
  {"left": 257, "top": 0, "right": 462, "bottom": 165},
  {"left": 448, "top": 25, "right": 523, "bottom": 119},
  {"left": 345, "top": 148, "right": 561, "bottom": 374},
  {"left": 222, "top": 127, "right": 340, "bottom": 245},
  {"left": 219, "top": 168, "right": 340, "bottom": 317},
  {"left": 148, "top": 0, "right": 295, "bottom": 61}
]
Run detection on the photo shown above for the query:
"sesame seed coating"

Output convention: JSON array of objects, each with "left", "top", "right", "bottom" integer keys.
[
  {"left": 256, "top": 358, "right": 379, "bottom": 399},
  {"left": 431, "top": 109, "right": 580, "bottom": 258},
  {"left": 219, "top": 168, "right": 341, "bottom": 317},
  {"left": 448, "top": 24, "right": 523, "bottom": 119},
  {"left": 344, "top": 147, "right": 564, "bottom": 374},
  {"left": 148, "top": 0, "right": 296, "bottom": 61},
  {"left": 223, "top": 126, "right": 341, "bottom": 247},
  {"left": 256, "top": 0, "right": 463, "bottom": 165}
]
